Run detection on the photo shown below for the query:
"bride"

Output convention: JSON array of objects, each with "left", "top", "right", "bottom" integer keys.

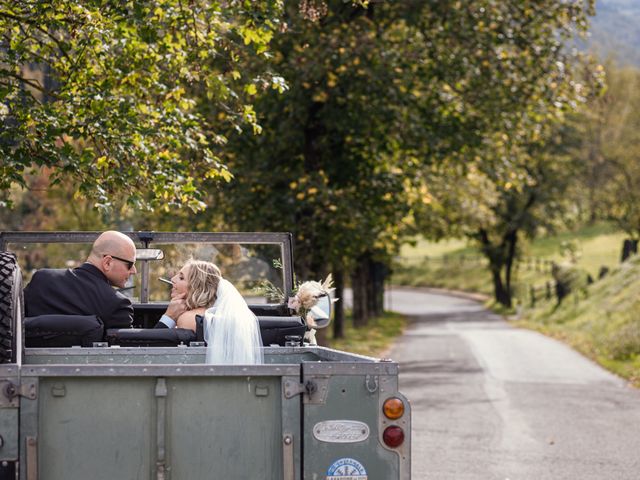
[{"left": 169, "top": 260, "right": 263, "bottom": 365}]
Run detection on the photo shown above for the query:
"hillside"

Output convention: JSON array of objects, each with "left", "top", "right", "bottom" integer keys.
[
  {"left": 588, "top": 0, "right": 640, "bottom": 66},
  {"left": 517, "top": 254, "right": 640, "bottom": 387},
  {"left": 394, "top": 223, "right": 625, "bottom": 299}
]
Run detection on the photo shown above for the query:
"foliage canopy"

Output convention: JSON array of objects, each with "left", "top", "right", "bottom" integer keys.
[{"left": 1, "top": 0, "right": 284, "bottom": 211}]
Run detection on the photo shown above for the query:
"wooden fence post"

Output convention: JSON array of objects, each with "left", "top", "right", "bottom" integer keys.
[{"left": 530, "top": 285, "right": 536, "bottom": 307}]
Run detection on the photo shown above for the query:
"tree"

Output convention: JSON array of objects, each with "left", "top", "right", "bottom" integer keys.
[
  {"left": 563, "top": 60, "right": 637, "bottom": 226},
  {"left": 420, "top": 127, "right": 592, "bottom": 308},
  {"left": 410, "top": 0, "right": 602, "bottom": 307},
  {"left": 203, "top": 1, "right": 429, "bottom": 333},
  {"left": 197, "top": 0, "right": 604, "bottom": 317},
  {"left": 1, "top": 0, "right": 284, "bottom": 211},
  {"left": 577, "top": 64, "right": 640, "bottom": 256}
]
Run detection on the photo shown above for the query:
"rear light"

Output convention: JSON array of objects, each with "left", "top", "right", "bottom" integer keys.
[
  {"left": 383, "top": 425, "right": 405, "bottom": 448},
  {"left": 383, "top": 397, "right": 404, "bottom": 420}
]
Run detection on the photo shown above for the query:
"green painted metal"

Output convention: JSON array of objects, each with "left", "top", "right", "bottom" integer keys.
[
  {"left": 0, "top": 407, "right": 18, "bottom": 461},
  {"left": 166, "top": 376, "right": 284, "bottom": 478},
  {"left": 10, "top": 351, "right": 410, "bottom": 479},
  {"left": 38, "top": 377, "right": 154, "bottom": 479},
  {"left": 9, "top": 348, "right": 410, "bottom": 479},
  {"left": 302, "top": 373, "right": 401, "bottom": 480},
  {"left": 31, "top": 375, "right": 287, "bottom": 479}
]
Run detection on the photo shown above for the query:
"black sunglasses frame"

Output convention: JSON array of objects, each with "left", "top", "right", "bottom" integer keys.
[{"left": 104, "top": 254, "right": 135, "bottom": 270}]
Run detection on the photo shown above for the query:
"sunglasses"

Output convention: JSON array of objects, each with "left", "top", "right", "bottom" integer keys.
[{"left": 104, "top": 254, "right": 135, "bottom": 270}]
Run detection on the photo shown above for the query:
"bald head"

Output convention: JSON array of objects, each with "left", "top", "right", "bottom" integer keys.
[
  {"left": 87, "top": 231, "right": 137, "bottom": 287},
  {"left": 90, "top": 231, "right": 135, "bottom": 258}
]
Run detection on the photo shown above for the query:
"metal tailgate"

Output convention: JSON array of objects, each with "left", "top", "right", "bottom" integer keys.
[{"left": 17, "top": 351, "right": 302, "bottom": 480}]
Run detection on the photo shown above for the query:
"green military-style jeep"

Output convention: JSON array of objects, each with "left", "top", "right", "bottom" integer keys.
[{"left": 0, "top": 231, "right": 410, "bottom": 480}]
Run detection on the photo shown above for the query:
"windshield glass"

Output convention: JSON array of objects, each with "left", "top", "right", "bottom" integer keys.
[
  {"left": 149, "top": 242, "right": 283, "bottom": 303},
  {"left": 2, "top": 232, "right": 290, "bottom": 305}
]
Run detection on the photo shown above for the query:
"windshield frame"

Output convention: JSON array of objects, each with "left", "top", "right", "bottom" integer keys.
[{"left": 0, "top": 231, "right": 295, "bottom": 305}]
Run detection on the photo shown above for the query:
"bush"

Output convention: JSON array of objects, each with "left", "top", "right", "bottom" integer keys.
[
  {"left": 605, "top": 321, "right": 640, "bottom": 360},
  {"left": 551, "top": 262, "right": 592, "bottom": 303}
]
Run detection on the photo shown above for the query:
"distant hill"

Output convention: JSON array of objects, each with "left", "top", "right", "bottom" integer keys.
[{"left": 587, "top": 0, "right": 640, "bottom": 66}]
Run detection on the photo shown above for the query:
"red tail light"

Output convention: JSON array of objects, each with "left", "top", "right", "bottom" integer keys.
[{"left": 383, "top": 425, "right": 405, "bottom": 448}]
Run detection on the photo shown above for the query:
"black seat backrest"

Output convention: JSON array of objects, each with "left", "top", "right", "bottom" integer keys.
[
  {"left": 24, "top": 313, "right": 306, "bottom": 348},
  {"left": 258, "top": 316, "right": 305, "bottom": 346},
  {"left": 194, "top": 314, "right": 305, "bottom": 346},
  {"left": 25, "top": 314, "right": 104, "bottom": 347},
  {"left": 105, "top": 328, "right": 197, "bottom": 347}
]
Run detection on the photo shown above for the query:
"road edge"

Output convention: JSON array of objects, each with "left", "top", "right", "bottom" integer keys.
[{"left": 387, "top": 284, "right": 490, "bottom": 304}]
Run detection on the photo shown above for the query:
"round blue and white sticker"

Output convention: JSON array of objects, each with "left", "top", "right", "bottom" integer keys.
[{"left": 326, "top": 457, "right": 368, "bottom": 479}]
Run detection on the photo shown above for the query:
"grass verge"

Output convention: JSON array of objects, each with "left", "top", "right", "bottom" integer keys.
[
  {"left": 513, "top": 255, "right": 640, "bottom": 387},
  {"left": 323, "top": 311, "right": 408, "bottom": 358}
]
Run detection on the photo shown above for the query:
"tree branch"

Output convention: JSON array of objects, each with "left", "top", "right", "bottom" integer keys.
[{"left": 0, "top": 10, "right": 73, "bottom": 62}]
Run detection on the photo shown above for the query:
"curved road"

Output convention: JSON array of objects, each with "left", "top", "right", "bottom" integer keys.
[{"left": 382, "top": 287, "right": 640, "bottom": 479}]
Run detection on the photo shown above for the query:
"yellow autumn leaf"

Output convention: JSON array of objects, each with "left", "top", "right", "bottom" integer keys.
[
  {"left": 327, "top": 72, "right": 338, "bottom": 88},
  {"left": 96, "top": 156, "right": 108, "bottom": 169},
  {"left": 312, "top": 91, "right": 328, "bottom": 102}
]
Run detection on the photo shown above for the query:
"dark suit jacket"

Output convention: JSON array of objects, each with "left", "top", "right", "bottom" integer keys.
[{"left": 24, "top": 263, "right": 133, "bottom": 329}]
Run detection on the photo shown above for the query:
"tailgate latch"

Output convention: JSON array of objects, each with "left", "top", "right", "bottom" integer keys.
[
  {"left": 0, "top": 379, "right": 37, "bottom": 407},
  {"left": 283, "top": 376, "right": 329, "bottom": 404}
]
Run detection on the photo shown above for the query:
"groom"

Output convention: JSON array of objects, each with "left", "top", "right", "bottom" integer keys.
[{"left": 24, "top": 230, "right": 187, "bottom": 329}]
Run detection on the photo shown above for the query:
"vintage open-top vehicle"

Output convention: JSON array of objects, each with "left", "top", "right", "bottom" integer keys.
[{"left": 0, "top": 231, "right": 410, "bottom": 480}]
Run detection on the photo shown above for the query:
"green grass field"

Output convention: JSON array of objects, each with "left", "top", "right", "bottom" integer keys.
[{"left": 393, "top": 223, "right": 626, "bottom": 302}]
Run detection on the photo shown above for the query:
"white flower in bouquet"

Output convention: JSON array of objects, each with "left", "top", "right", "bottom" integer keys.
[{"left": 288, "top": 274, "right": 337, "bottom": 328}]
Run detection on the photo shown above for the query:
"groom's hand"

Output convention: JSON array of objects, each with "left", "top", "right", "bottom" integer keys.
[{"left": 165, "top": 292, "right": 187, "bottom": 320}]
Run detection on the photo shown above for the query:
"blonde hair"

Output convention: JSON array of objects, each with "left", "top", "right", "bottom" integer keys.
[{"left": 185, "top": 260, "right": 221, "bottom": 310}]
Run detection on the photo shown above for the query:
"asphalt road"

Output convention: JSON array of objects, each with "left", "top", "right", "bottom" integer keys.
[{"left": 380, "top": 287, "right": 640, "bottom": 480}]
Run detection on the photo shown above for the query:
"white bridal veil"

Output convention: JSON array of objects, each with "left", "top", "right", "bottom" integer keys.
[{"left": 203, "top": 278, "right": 264, "bottom": 365}]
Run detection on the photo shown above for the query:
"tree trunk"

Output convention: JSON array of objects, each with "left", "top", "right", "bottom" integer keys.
[
  {"left": 371, "top": 260, "right": 386, "bottom": 316},
  {"left": 477, "top": 229, "right": 515, "bottom": 308},
  {"left": 366, "top": 259, "right": 376, "bottom": 319},
  {"left": 351, "top": 254, "right": 370, "bottom": 327},
  {"left": 333, "top": 268, "right": 345, "bottom": 339},
  {"left": 504, "top": 230, "right": 518, "bottom": 298},
  {"left": 491, "top": 267, "right": 511, "bottom": 308},
  {"left": 355, "top": 255, "right": 387, "bottom": 320},
  {"left": 620, "top": 238, "right": 638, "bottom": 262}
]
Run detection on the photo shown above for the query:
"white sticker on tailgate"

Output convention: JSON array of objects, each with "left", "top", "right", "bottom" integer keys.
[{"left": 326, "top": 457, "right": 368, "bottom": 480}]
